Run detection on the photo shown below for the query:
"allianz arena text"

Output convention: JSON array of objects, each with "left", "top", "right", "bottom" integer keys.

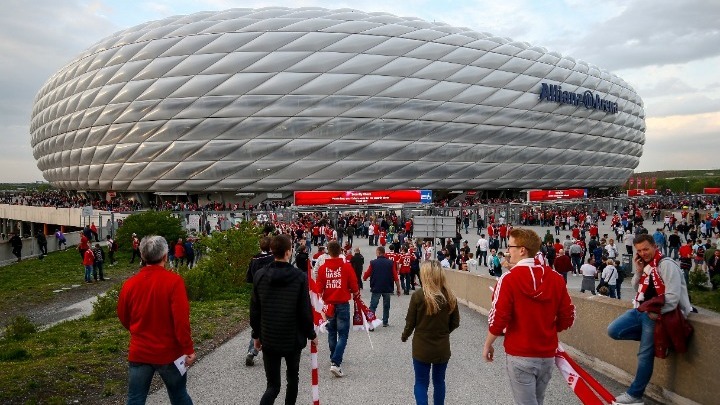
[{"left": 30, "top": 7, "right": 645, "bottom": 193}]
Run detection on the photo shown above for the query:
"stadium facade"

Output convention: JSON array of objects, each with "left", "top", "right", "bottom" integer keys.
[{"left": 30, "top": 7, "right": 645, "bottom": 193}]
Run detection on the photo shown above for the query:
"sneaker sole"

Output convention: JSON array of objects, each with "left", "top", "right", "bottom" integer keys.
[{"left": 331, "top": 369, "right": 343, "bottom": 377}]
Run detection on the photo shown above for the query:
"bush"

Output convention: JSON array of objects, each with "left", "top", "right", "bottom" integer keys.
[
  {"left": 180, "top": 223, "right": 260, "bottom": 300},
  {"left": 115, "top": 211, "right": 186, "bottom": 253},
  {"left": 4, "top": 316, "right": 37, "bottom": 340},
  {"left": 0, "top": 347, "right": 30, "bottom": 362},
  {"left": 712, "top": 274, "right": 720, "bottom": 290},
  {"left": 91, "top": 283, "right": 123, "bottom": 321},
  {"left": 688, "top": 267, "right": 709, "bottom": 291}
]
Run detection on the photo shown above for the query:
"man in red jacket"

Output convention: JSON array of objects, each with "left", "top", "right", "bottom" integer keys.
[
  {"left": 483, "top": 228, "right": 575, "bottom": 405},
  {"left": 316, "top": 241, "right": 359, "bottom": 378},
  {"left": 117, "top": 235, "right": 196, "bottom": 404}
]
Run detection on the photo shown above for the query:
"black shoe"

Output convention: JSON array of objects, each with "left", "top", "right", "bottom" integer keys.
[
  {"left": 245, "top": 352, "right": 255, "bottom": 366},
  {"left": 383, "top": 323, "right": 388, "bottom": 327}
]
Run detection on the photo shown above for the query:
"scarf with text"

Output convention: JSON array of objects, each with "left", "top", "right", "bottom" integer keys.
[{"left": 634, "top": 250, "right": 665, "bottom": 308}]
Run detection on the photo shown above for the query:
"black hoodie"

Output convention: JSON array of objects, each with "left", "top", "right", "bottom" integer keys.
[{"left": 250, "top": 261, "right": 316, "bottom": 354}]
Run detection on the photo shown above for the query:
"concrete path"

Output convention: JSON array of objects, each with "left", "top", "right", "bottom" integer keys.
[
  {"left": 149, "top": 289, "right": 633, "bottom": 405},
  {"left": 149, "top": 222, "right": 647, "bottom": 404}
]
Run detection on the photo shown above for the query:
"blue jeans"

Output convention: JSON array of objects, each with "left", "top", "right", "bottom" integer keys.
[
  {"left": 326, "top": 302, "right": 350, "bottom": 366},
  {"left": 571, "top": 256, "right": 582, "bottom": 272},
  {"left": 607, "top": 309, "right": 656, "bottom": 398},
  {"left": 668, "top": 246, "right": 679, "bottom": 260},
  {"left": 84, "top": 265, "right": 93, "bottom": 282},
  {"left": 413, "top": 358, "right": 448, "bottom": 405},
  {"left": 401, "top": 273, "right": 412, "bottom": 293},
  {"left": 127, "top": 362, "right": 193, "bottom": 405},
  {"left": 369, "top": 292, "right": 391, "bottom": 325}
]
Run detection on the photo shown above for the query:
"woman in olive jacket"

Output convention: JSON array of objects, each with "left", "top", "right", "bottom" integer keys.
[{"left": 402, "top": 260, "right": 460, "bottom": 405}]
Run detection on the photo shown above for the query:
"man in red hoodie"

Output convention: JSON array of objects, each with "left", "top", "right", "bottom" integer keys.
[
  {"left": 483, "top": 228, "right": 575, "bottom": 405},
  {"left": 316, "top": 241, "right": 359, "bottom": 378},
  {"left": 117, "top": 235, "right": 195, "bottom": 404}
]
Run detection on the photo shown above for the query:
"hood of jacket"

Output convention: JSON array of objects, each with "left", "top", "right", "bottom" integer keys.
[
  {"left": 510, "top": 258, "right": 553, "bottom": 302},
  {"left": 262, "top": 261, "right": 299, "bottom": 286}
]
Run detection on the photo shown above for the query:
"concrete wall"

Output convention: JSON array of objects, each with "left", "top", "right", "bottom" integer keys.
[
  {"left": 0, "top": 232, "right": 81, "bottom": 265},
  {"left": 444, "top": 269, "right": 715, "bottom": 405},
  {"left": 0, "top": 204, "right": 111, "bottom": 228}
]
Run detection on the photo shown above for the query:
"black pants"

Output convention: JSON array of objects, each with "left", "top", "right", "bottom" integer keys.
[
  {"left": 12, "top": 247, "right": 21, "bottom": 259},
  {"left": 261, "top": 349, "right": 302, "bottom": 405},
  {"left": 131, "top": 248, "right": 140, "bottom": 263}
]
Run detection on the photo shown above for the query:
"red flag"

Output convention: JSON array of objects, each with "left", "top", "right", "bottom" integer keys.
[
  {"left": 555, "top": 344, "right": 615, "bottom": 404},
  {"left": 629, "top": 178, "right": 634, "bottom": 187},
  {"left": 652, "top": 177, "right": 657, "bottom": 188}
]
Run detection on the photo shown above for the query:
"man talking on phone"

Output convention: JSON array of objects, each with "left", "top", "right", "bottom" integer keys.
[{"left": 607, "top": 234, "right": 691, "bottom": 405}]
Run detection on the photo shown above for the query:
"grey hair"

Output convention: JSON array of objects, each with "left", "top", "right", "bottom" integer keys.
[{"left": 140, "top": 235, "right": 168, "bottom": 265}]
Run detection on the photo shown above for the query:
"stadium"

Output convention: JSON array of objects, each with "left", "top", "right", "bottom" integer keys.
[{"left": 30, "top": 7, "right": 645, "bottom": 198}]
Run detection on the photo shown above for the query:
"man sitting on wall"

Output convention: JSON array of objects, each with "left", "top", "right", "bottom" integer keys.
[{"left": 607, "top": 234, "right": 692, "bottom": 405}]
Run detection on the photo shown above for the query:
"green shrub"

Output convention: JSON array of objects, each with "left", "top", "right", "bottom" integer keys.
[
  {"left": 115, "top": 211, "right": 186, "bottom": 253},
  {"left": 4, "top": 315, "right": 37, "bottom": 340},
  {"left": 0, "top": 346, "right": 30, "bottom": 361},
  {"left": 91, "top": 283, "right": 123, "bottom": 321},
  {"left": 712, "top": 274, "right": 720, "bottom": 289},
  {"left": 179, "top": 223, "right": 260, "bottom": 300},
  {"left": 688, "top": 268, "right": 709, "bottom": 291}
]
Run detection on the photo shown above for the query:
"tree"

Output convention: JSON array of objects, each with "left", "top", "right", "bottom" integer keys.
[
  {"left": 115, "top": 211, "right": 186, "bottom": 252},
  {"left": 181, "top": 222, "right": 261, "bottom": 300}
]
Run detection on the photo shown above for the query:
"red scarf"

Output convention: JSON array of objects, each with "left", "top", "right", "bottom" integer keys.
[{"left": 634, "top": 250, "right": 665, "bottom": 307}]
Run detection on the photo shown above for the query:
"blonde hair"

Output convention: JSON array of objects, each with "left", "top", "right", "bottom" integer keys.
[{"left": 419, "top": 260, "right": 457, "bottom": 316}]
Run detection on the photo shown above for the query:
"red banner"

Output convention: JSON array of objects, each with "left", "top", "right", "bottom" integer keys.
[
  {"left": 652, "top": 177, "right": 657, "bottom": 188},
  {"left": 527, "top": 189, "right": 587, "bottom": 202},
  {"left": 627, "top": 189, "right": 657, "bottom": 197},
  {"left": 703, "top": 188, "right": 720, "bottom": 195},
  {"left": 294, "top": 190, "right": 432, "bottom": 206},
  {"left": 629, "top": 178, "right": 634, "bottom": 187}
]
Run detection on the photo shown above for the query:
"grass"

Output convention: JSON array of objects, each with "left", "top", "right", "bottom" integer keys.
[
  {"left": 0, "top": 249, "right": 137, "bottom": 316},
  {"left": 691, "top": 289, "right": 720, "bottom": 313},
  {"left": 0, "top": 290, "right": 250, "bottom": 404}
]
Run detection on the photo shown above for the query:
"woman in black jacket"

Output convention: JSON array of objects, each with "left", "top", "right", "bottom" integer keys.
[{"left": 295, "top": 245, "right": 309, "bottom": 273}]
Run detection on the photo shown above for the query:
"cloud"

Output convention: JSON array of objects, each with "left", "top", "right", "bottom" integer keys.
[
  {"left": 636, "top": 111, "right": 720, "bottom": 172},
  {"left": 564, "top": 0, "right": 720, "bottom": 71}
]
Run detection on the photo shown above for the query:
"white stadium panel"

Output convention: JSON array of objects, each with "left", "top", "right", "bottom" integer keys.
[{"left": 30, "top": 7, "right": 645, "bottom": 192}]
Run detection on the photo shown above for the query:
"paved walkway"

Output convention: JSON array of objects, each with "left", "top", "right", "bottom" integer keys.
[
  {"left": 150, "top": 291, "right": 634, "bottom": 404},
  {"left": 149, "top": 222, "right": 646, "bottom": 404}
]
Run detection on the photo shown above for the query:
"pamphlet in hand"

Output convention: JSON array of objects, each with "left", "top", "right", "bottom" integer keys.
[{"left": 174, "top": 355, "right": 188, "bottom": 376}]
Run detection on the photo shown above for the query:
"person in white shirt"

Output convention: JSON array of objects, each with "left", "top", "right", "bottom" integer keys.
[
  {"left": 600, "top": 259, "right": 619, "bottom": 299},
  {"left": 605, "top": 239, "right": 618, "bottom": 260},
  {"left": 579, "top": 258, "right": 597, "bottom": 295},
  {"left": 466, "top": 252, "right": 479, "bottom": 272},
  {"left": 422, "top": 241, "right": 434, "bottom": 262},
  {"left": 476, "top": 235, "right": 489, "bottom": 267}
]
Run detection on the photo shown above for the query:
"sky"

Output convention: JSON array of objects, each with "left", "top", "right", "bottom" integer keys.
[{"left": 1, "top": 0, "right": 718, "bottom": 182}]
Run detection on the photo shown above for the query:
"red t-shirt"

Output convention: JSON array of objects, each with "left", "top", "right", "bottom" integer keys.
[
  {"left": 174, "top": 243, "right": 185, "bottom": 258},
  {"left": 399, "top": 253, "right": 413, "bottom": 274},
  {"left": 117, "top": 265, "right": 194, "bottom": 364},
  {"left": 79, "top": 235, "right": 89, "bottom": 250},
  {"left": 83, "top": 249, "right": 95, "bottom": 265},
  {"left": 317, "top": 257, "right": 358, "bottom": 304},
  {"left": 679, "top": 245, "right": 693, "bottom": 258}
]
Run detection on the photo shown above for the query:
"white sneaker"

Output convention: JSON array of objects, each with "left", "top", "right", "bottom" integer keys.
[
  {"left": 330, "top": 363, "right": 344, "bottom": 377},
  {"left": 613, "top": 392, "right": 643, "bottom": 405}
]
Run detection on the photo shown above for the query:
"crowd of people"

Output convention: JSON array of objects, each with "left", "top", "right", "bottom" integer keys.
[{"left": 1, "top": 188, "right": 709, "bottom": 404}]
